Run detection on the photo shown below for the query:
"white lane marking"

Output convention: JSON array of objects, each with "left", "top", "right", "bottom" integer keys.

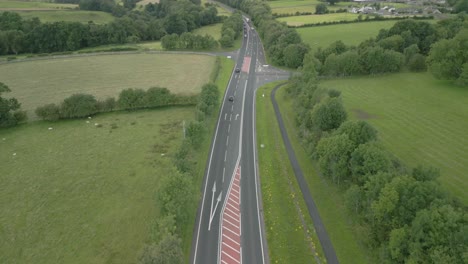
[
  {"left": 229, "top": 197, "right": 239, "bottom": 206},
  {"left": 230, "top": 192, "right": 239, "bottom": 200},
  {"left": 222, "top": 251, "right": 240, "bottom": 263},
  {"left": 228, "top": 124, "right": 231, "bottom": 133},
  {"left": 223, "top": 241, "right": 241, "bottom": 254},
  {"left": 225, "top": 212, "right": 240, "bottom": 223},
  {"left": 222, "top": 259, "right": 229, "bottom": 264},
  {"left": 224, "top": 150, "right": 227, "bottom": 162},
  {"left": 193, "top": 56, "right": 238, "bottom": 264},
  {"left": 231, "top": 105, "right": 234, "bottom": 111},
  {"left": 223, "top": 218, "right": 239, "bottom": 232},
  {"left": 230, "top": 114, "right": 232, "bottom": 121},
  {"left": 225, "top": 206, "right": 239, "bottom": 216},
  {"left": 226, "top": 136, "right": 229, "bottom": 146},
  {"left": 251, "top": 38, "right": 266, "bottom": 263},
  {"left": 235, "top": 114, "right": 239, "bottom": 120},
  {"left": 223, "top": 167, "right": 225, "bottom": 183},
  {"left": 223, "top": 225, "right": 240, "bottom": 236},
  {"left": 223, "top": 233, "right": 240, "bottom": 245}
]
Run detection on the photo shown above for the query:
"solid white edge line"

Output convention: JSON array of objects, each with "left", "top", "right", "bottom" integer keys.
[
  {"left": 252, "top": 37, "right": 266, "bottom": 264},
  {"left": 193, "top": 53, "right": 237, "bottom": 264}
]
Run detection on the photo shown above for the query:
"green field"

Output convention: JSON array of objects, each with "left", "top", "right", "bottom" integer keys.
[
  {"left": 277, "top": 13, "right": 358, "bottom": 26},
  {"left": 268, "top": 0, "right": 411, "bottom": 15},
  {"left": 298, "top": 20, "right": 409, "bottom": 49},
  {"left": 256, "top": 81, "right": 326, "bottom": 263},
  {"left": 320, "top": 72, "right": 468, "bottom": 204},
  {"left": 193, "top": 23, "right": 223, "bottom": 40},
  {"left": 275, "top": 84, "right": 375, "bottom": 263},
  {"left": 0, "top": 53, "right": 215, "bottom": 117},
  {"left": 15, "top": 10, "right": 114, "bottom": 24},
  {"left": 0, "top": 107, "right": 193, "bottom": 264},
  {"left": 0, "top": 0, "right": 76, "bottom": 9}
]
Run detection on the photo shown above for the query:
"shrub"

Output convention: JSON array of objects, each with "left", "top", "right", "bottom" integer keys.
[
  {"left": 35, "top": 103, "right": 61, "bottom": 121},
  {"left": 60, "top": 93, "right": 98, "bottom": 118},
  {"left": 117, "top": 88, "right": 146, "bottom": 110}
]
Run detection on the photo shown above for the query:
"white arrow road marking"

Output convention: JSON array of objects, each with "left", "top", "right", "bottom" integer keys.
[
  {"left": 209, "top": 182, "right": 222, "bottom": 231},
  {"left": 235, "top": 114, "right": 239, "bottom": 120}
]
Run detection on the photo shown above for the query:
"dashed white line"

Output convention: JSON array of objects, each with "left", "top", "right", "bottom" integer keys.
[
  {"left": 231, "top": 105, "right": 234, "bottom": 111},
  {"left": 228, "top": 124, "right": 231, "bottom": 133},
  {"left": 223, "top": 167, "right": 226, "bottom": 183},
  {"left": 224, "top": 113, "right": 227, "bottom": 120},
  {"left": 224, "top": 150, "right": 227, "bottom": 162},
  {"left": 226, "top": 136, "right": 229, "bottom": 146}
]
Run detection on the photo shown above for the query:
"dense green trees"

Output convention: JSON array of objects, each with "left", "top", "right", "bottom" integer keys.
[
  {"left": 315, "top": 3, "right": 328, "bottom": 14},
  {"left": 287, "top": 55, "right": 467, "bottom": 263},
  {"left": 0, "top": 0, "right": 222, "bottom": 56},
  {"left": 161, "top": 32, "right": 217, "bottom": 50},
  {"left": 0, "top": 82, "right": 26, "bottom": 128},
  {"left": 427, "top": 29, "right": 468, "bottom": 83},
  {"left": 220, "top": 12, "right": 243, "bottom": 48}
]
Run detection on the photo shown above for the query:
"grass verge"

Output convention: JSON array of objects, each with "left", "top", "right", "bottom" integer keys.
[
  {"left": 256, "top": 81, "right": 326, "bottom": 263},
  {"left": 181, "top": 56, "right": 235, "bottom": 262},
  {"left": 319, "top": 72, "right": 468, "bottom": 204},
  {"left": 0, "top": 107, "right": 193, "bottom": 264},
  {"left": 274, "top": 84, "right": 375, "bottom": 263}
]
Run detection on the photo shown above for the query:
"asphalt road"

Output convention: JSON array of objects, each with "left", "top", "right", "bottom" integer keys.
[{"left": 191, "top": 18, "right": 289, "bottom": 264}]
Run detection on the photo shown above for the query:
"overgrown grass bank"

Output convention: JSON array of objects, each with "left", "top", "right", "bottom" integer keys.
[
  {"left": 275, "top": 85, "right": 375, "bottom": 264},
  {"left": 256, "top": 81, "right": 326, "bottom": 263},
  {"left": 0, "top": 108, "right": 192, "bottom": 264},
  {"left": 320, "top": 72, "right": 468, "bottom": 204}
]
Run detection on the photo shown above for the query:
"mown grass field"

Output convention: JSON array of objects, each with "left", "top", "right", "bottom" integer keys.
[
  {"left": 268, "top": 0, "right": 411, "bottom": 15},
  {"left": 0, "top": 107, "right": 192, "bottom": 264},
  {"left": 320, "top": 72, "right": 468, "bottom": 204},
  {"left": 0, "top": 0, "right": 76, "bottom": 9},
  {"left": 275, "top": 84, "right": 375, "bottom": 263},
  {"left": 277, "top": 13, "right": 358, "bottom": 26},
  {"left": 297, "top": 20, "right": 428, "bottom": 49},
  {"left": 15, "top": 10, "right": 114, "bottom": 24},
  {"left": 193, "top": 23, "right": 223, "bottom": 40},
  {"left": 1, "top": 53, "right": 215, "bottom": 117},
  {"left": 256, "top": 81, "right": 326, "bottom": 263}
]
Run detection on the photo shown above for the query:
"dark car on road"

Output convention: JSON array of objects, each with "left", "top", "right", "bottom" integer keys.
[
  {"left": 228, "top": 96, "right": 234, "bottom": 102},
  {"left": 235, "top": 68, "right": 240, "bottom": 73}
]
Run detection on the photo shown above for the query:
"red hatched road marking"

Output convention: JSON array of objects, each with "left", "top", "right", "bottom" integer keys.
[
  {"left": 242, "top": 57, "right": 251, "bottom": 73},
  {"left": 220, "top": 165, "right": 242, "bottom": 264}
]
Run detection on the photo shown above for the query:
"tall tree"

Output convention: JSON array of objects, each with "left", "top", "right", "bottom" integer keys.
[{"left": 0, "top": 82, "right": 24, "bottom": 128}]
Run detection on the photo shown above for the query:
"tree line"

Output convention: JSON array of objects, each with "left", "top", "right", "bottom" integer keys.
[
  {"left": 286, "top": 55, "right": 467, "bottom": 263},
  {"left": 35, "top": 87, "right": 197, "bottom": 121},
  {"left": 0, "top": 0, "right": 221, "bottom": 55},
  {"left": 312, "top": 14, "right": 468, "bottom": 86}
]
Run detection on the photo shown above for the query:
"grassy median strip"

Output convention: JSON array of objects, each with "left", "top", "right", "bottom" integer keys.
[
  {"left": 275, "top": 85, "right": 375, "bottom": 263},
  {"left": 256, "top": 81, "right": 326, "bottom": 264}
]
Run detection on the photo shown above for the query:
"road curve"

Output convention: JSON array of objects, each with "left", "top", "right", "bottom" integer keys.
[{"left": 271, "top": 84, "right": 340, "bottom": 264}]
